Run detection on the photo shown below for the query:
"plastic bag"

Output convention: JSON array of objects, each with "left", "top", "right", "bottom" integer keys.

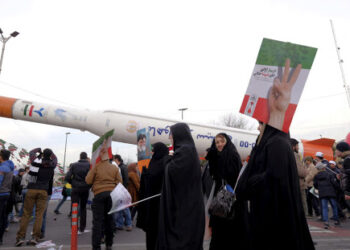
[{"left": 108, "top": 183, "right": 132, "bottom": 214}]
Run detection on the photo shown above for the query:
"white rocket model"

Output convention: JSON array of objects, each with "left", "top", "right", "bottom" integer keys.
[{"left": 0, "top": 95, "right": 258, "bottom": 160}]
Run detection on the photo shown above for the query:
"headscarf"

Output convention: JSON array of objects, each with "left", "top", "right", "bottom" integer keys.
[
  {"left": 171, "top": 122, "right": 195, "bottom": 151},
  {"left": 206, "top": 133, "right": 242, "bottom": 188},
  {"left": 151, "top": 142, "right": 169, "bottom": 160}
]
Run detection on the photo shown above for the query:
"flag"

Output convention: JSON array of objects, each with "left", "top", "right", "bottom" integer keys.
[
  {"left": 20, "top": 148, "right": 29, "bottom": 156},
  {"left": 8, "top": 143, "right": 18, "bottom": 152},
  {"left": 91, "top": 129, "right": 114, "bottom": 168},
  {"left": 0, "top": 139, "right": 6, "bottom": 149},
  {"left": 57, "top": 164, "right": 64, "bottom": 174},
  {"left": 19, "top": 152, "right": 25, "bottom": 158}
]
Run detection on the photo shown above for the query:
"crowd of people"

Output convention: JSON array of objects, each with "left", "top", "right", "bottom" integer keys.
[
  {"left": 1, "top": 122, "right": 350, "bottom": 250},
  {"left": 292, "top": 140, "right": 350, "bottom": 230}
]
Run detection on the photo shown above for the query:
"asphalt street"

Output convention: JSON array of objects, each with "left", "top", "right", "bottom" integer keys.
[{"left": 1, "top": 200, "right": 350, "bottom": 249}]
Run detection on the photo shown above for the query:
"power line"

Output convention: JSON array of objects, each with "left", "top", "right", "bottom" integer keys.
[
  {"left": 301, "top": 92, "right": 346, "bottom": 102},
  {"left": 0, "top": 79, "right": 84, "bottom": 108}
]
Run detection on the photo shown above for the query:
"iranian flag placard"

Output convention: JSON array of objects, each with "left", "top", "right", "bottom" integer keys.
[
  {"left": 240, "top": 38, "right": 317, "bottom": 133},
  {"left": 91, "top": 129, "right": 114, "bottom": 168}
]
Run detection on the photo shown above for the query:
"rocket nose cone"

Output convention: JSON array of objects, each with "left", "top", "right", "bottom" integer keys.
[{"left": 0, "top": 96, "right": 17, "bottom": 118}]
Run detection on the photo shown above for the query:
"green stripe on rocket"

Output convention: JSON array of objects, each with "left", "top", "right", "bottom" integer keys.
[
  {"left": 256, "top": 38, "right": 317, "bottom": 69},
  {"left": 24, "top": 105, "right": 29, "bottom": 116}
]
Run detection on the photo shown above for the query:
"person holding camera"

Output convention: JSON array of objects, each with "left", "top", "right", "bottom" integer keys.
[{"left": 16, "top": 148, "right": 57, "bottom": 246}]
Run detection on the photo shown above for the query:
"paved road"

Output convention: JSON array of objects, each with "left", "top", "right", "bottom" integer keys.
[{"left": 1, "top": 200, "right": 350, "bottom": 249}]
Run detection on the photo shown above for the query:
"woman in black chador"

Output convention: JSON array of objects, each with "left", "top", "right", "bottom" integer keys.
[
  {"left": 137, "top": 142, "right": 169, "bottom": 250},
  {"left": 205, "top": 133, "right": 242, "bottom": 250},
  {"left": 157, "top": 123, "right": 205, "bottom": 250},
  {"left": 235, "top": 124, "right": 315, "bottom": 250}
]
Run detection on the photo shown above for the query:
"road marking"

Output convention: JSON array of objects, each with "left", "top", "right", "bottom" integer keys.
[{"left": 309, "top": 225, "right": 335, "bottom": 233}]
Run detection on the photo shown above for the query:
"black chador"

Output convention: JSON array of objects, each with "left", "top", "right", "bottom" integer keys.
[
  {"left": 235, "top": 124, "right": 315, "bottom": 250},
  {"left": 206, "top": 133, "right": 243, "bottom": 250},
  {"left": 157, "top": 123, "right": 205, "bottom": 250},
  {"left": 137, "top": 142, "right": 169, "bottom": 250}
]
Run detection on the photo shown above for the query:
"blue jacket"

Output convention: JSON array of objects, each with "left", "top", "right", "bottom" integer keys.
[{"left": 0, "top": 160, "right": 15, "bottom": 195}]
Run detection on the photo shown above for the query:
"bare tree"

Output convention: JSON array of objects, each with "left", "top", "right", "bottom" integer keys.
[{"left": 215, "top": 113, "right": 256, "bottom": 130}]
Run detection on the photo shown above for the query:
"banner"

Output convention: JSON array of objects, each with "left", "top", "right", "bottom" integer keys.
[
  {"left": 137, "top": 128, "right": 152, "bottom": 172},
  {"left": 240, "top": 38, "right": 317, "bottom": 132},
  {"left": 91, "top": 129, "right": 114, "bottom": 168}
]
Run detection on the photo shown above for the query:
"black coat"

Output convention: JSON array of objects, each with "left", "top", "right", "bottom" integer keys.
[
  {"left": 314, "top": 171, "right": 338, "bottom": 199},
  {"left": 157, "top": 123, "right": 205, "bottom": 250},
  {"left": 137, "top": 142, "right": 169, "bottom": 250},
  {"left": 343, "top": 153, "right": 350, "bottom": 194},
  {"left": 65, "top": 159, "right": 91, "bottom": 191},
  {"left": 342, "top": 167, "right": 350, "bottom": 194},
  {"left": 119, "top": 163, "right": 129, "bottom": 188},
  {"left": 205, "top": 133, "right": 243, "bottom": 250},
  {"left": 235, "top": 125, "right": 314, "bottom": 250}
]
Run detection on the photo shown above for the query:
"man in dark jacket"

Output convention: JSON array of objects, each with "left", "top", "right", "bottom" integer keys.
[
  {"left": 65, "top": 152, "right": 91, "bottom": 233},
  {"left": 5, "top": 168, "right": 24, "bottom": 225},
  {"left": 16, "top": 148, "right": 57, "bottom": 246},
  {"left": 335, "top": 142, "right": 350, "bottom": 201},
  {"left": 0, "top": 149, "right": 14, "bottom": 245},
  {"left": 314, "top": 162, "right": 340, "bottom": 229}
]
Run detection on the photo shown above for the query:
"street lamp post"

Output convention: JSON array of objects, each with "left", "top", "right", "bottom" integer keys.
[
  {"left": 178, "top": 108, "right": 188, "bottom": 120},
  {"left": 63, "top": 132, "right": 70, "bottom": 173},
  {"left": 0, "top": 28, "right": 20, "bottom": 75}
]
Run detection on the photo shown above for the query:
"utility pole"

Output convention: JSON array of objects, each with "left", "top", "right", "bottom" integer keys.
[
  {"left": 178, "top": 108, "right": 188, "bottom": 120},
  {"left": 330, "top": 20, "right": 350, "bottom": 107},
  {"left": 0, "top": 28, "right": 20, "bottom": 75},
  {"left": 63, "top": 132, "right": 70, "bottom": 173}
]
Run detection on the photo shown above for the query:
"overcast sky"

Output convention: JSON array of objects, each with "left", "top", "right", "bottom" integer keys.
[{"left": 1, "top": 0, "right": 350, "bottom": 166}]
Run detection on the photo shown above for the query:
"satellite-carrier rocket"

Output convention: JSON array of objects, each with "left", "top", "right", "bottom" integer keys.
[{"left": 0, "top": 95, "right": 259, "bottom": 160}]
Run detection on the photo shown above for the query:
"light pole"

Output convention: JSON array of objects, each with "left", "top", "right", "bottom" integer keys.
[
  {"left": 0, "top": 28, "right": 20, "bottom": 75},
  {"left": 63, "top": 132, "right": 70, "bottom": 173},
  {"left": 178, "top": 108, "right": 188, "bottom": 120}
]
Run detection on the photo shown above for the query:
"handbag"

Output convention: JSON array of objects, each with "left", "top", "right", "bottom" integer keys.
[{"left": 208, "top": 180, "right": 236, "bottom": 219}]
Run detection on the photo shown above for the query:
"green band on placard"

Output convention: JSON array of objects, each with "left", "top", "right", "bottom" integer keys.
[
  {"left": 92, "top": 129, "right": 115, "bottom": 152},
  {"left": 256, "top": 38, "right": 317, "bottom": 69}
]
